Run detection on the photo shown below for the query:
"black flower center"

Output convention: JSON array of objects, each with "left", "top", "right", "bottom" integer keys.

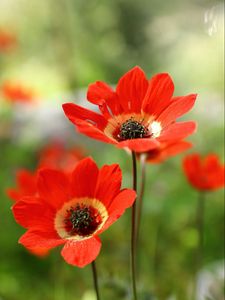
[
  {"left": 64, "top": 204, "right": 102, "bottom": 237},
  {"left": 117, "top": 118, "right": 148, "bottom": 141}
]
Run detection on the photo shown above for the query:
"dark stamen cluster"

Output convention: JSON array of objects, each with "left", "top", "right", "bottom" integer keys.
[
  {"left": 65, "top": 204, "right": 101, "bottom": 237},
  {"left": 118, "top": 118, "right": 148, "bottom": 141}
]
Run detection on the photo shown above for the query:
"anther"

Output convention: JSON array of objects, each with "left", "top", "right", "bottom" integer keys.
[{"left": 117, "top": 118, "right": 148, "bottom": 141}]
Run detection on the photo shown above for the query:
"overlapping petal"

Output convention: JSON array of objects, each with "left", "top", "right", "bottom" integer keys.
[
  {"left": 94, "top": 164, "right": 122, "bottom": 207},
  {"left": 62, "top": 103, "right": 107, "bottom": 130},
  {"left": 142, "top": 73, "right": 174, "bottom": 115},
  {"left": 87, "top": 81, "right": 121, "bottom": 115},
  {"left": 157, "top": 94, "right": 197, "bottom": 127},
  {"left": 158, "top": 121, "right": 196, "bottom": 141},
  {"left": 12, "top": 198, "right": 54, "bottom": 230},
  {"left": 146, "top": 140, "right": 192, "bottom": 163},
  {"left": 117, "top": 138, "right": 160, "bottom": 152},
  {"left": 116, "top": 66, "right": 148, "bottom": 113},
  {"left": 19, "top": 229, "right": 65, "bottom": 249},
  {"left": 71, "top": 157, "right": 99, "bottom": 198}
]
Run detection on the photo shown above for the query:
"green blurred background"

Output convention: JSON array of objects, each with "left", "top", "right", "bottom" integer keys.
[{"left": 0, "top": 0, "right": 224, "bottom": 299}]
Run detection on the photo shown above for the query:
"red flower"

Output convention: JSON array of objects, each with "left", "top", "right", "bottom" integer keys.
[
  {"left": 12, "top": 158, "right": 136, "bottom": 267},
  {"left": 63, "top": 66, "right": 197, "bottom": 153},
  {"left": 7, "top": 170, "right": 37, "bottom": 202},
  {"left": 38, "top": 142, "right": 85, "bottom": 174},
  {"left": 0, "top": 30, "right": 16, "bottom": 52},
  {"left": 183, "top": 153, "right": 225, "bottom": 191},
  {"left": 144, "top": 140, "right": 192, "bottom": 163},
  {"left": 1, "top": 81, "right": 35, "bottom": 103}
]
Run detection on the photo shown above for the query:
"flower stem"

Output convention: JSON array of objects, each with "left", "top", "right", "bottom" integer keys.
[
  {"left": 131, "top": 151, "right": 138, "bottom": 300},
  {"left": 91, "top": 261, "right": 101, "bottom": 300},
  {"left": 196, "top": 192, "right": 205, "bottom": 271},
  {"left": 136, "top": 154, "right": 147, "bottom": 244}
]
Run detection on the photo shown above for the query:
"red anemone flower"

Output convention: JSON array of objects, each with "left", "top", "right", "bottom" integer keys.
[
  {"left": 12, "top": 157, "right": 136, "bottom": 267},
  {"left": 183, "top": 153, "right": 225, "bottom": 191},
  {"left": 144, "top": 140, "right": 192, "bottom": 163},
  {"left": 63, "top": 66, "right": 197, "bottom": 153},
  {"left": 1, "top": 81, "right": 35, "bottom": 103},
  {"left": 38, "top": 142, "right": 85, "bottom": 174}
]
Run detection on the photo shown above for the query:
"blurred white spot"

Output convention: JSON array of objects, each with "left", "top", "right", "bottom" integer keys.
[
  {"left": 204, "top": 4, "right": 224, "bottom": 36},
  {"left": 149, "top": 121, "right": 162, "bottom": 138},
  {"left": 196, "top": 261, "right": 224, "bottom": 300}
]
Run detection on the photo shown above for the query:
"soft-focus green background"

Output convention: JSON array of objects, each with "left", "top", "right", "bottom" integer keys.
[{"left": 0, "top": 0, "right": 224, "bottom": 299}]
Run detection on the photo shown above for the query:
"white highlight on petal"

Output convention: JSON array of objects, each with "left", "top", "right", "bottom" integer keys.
[{"left": 149, "top": 121, "right": 162, "bottom": 138}]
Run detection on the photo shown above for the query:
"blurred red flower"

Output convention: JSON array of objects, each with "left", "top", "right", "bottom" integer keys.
[
  {"left": 12, "top": 158, "right": 136, "bottom": 267},
  {"left": 6, "top": 170, "right": 37, "bottom": 201},
  {"left": 145, "top": 140, "right": 192, "bottom": 163},
  {"left": 183, "top": 153, "right": 225, "bottom": 191},
  {"left": 63, "top": 66, "right": 197, "bottom": 153},
  {"left": 0, "top": 30, "right": 16, "bottom": 52},
  {"left": 7, "top": 170, "right": 37, "bottom": 202},
  {"left": 38, "top": 142, "right": 85, "bottom": 174},
  {"left": 7, "top": 170, "right": 48, "bottom": 256},
  {"left": 1, "top": 81, "right": 35, "bottom": 103}
]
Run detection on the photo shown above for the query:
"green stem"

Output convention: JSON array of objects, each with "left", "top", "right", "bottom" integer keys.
[
  {"left": 131, "top": 151, "right": 138, "bottom": 300},
  {"left": 91, "top": 261, "right": 101, "bottom": 300},
  {"left": 196, "top": 192, "right": 205, "bottom": 271},
  {"left": 136, "top": 154, "right": 147, "bottom": 245}
]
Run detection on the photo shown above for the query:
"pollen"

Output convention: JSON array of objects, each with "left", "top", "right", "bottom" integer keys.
[
  {"left": 118, "top": 118, "right": 148, "bottom": 140},
  {"left": 64, "top": 204, "right": 102, "bottom": 237}
]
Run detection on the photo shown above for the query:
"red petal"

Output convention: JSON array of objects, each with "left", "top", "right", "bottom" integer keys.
[
  {"left": 12, "top": 198, "right": 55, "bottom": 230},
  {"left": 75, "top": 120, "right": 116, "bottom": 145},
  {"left": 157, "top": 94, "right": 197, "bottom": 127},
  {"left": 204, "top": 155, "right": 225, "bottom": 189},
  {"left": 116, "top": 66, "right": 148, "bottom": 113},
  {"left": 117, "top": 138, "right": 160, "bottom": 152},
  {"left": 61, "top": 237, "right": 101, "bottom": 267},
  {"left": 160, "top": 140, "right": 192, "bottom": 158},
  {"left": 142, "top": 73, "right": 174, "bottom": 116},
  {"left": 87, "top": 81, "right": 114, "bottom": 105},
  {"left": 37, "top": 169, "right": 70, "bottom": 209},
  {"left": 158, "top": 121, "right": 197, "bottom": 141},
  {"left": 94, "top": 164, "right": 122, "bottom": 207},
  {"left": 62, "top": 103, "right": 107, "bottom": 130},
  {"left": 71, "top": 157, "right": 99, "bottom": 198},
  {"left": 19, "top": 229, "right": 65, "bottom": 249},
  {"left": 108, "top": 188, "right": 136, "bottom": 214},
  {"left": 87, "top": 81, "right": 121, "bottom": 115},
  {"left": 147, "top": 141, "right": 192, "bottom": 163},
  {"left": 204, "top": 154, "right": 221, "bottom": 171},
  {"left": 100, "top": 189, "right": 136, "bottom": 233}
]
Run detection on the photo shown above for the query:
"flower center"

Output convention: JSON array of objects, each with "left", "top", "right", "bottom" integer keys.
[
  {"left": 117, "top": 118, "right": 148, "bottom": 141},
  {"left": 64, "top": 204, "right": 102, "bottom": 237}
]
